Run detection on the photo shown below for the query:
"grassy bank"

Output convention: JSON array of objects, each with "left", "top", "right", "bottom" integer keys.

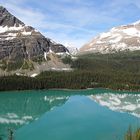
[{"left": 125, "top": 127, "right": 140, "bottom": 140}]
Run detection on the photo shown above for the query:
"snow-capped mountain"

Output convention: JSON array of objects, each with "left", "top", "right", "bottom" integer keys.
[
  {"left": 0, "top": 6, "right": 70, "bottom": 59},
  {"left": 80, "top": 21, "right": 140, "bottom": 54},
  {"left": 67, "top": 47, "right": 78, "bottom": 55},
  {"left": 63, "top": 42, "right": 78, "bottom": 55},
  {"left": 0, "top": 6, "right": 71, "bottom": 76}
]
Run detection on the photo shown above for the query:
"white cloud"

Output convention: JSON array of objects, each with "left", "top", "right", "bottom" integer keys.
[
  {"left": 0, "top": 0, "right": 96, "bottom": 48},
  {"left": 0, "top": 0, "right": 140, "bottom": 48},
  {"left": 43, "top": 31, "right": 92, "bottom": 48}
]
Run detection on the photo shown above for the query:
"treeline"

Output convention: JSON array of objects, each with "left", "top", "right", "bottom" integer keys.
[
  {"left": 0, "top": 51, "right": 140, "bottom": 91},
  {"left": 0, "top": 70, "right": 140, "bottom": 91},
  {"left": 64, "top": 51, "right": 140, "bottom": 74}
]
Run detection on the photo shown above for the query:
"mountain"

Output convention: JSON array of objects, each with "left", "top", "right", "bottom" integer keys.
[
  {"left": 80, "top": 21, "right": 140, "bottom": 54},
  {"left": 0, "top": 6, "right": 71, "bottom": 76},
  {"left": 64, "top": 43, "right": 78, "bottom": 55},
  {"left": 66, "top": 46, "right": 78, "bottom": 55}
]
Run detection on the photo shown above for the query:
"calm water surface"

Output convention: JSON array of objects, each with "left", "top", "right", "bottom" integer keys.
[{"left": 0, "top": 89, "right": 140, "bottom": 140}]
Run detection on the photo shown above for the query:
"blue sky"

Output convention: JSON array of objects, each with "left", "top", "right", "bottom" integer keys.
[{"left": 0, "top": 0, "right": 140, "bottom": 48}]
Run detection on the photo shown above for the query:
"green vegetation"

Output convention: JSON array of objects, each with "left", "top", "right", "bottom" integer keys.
[
  {"left": 125, "top": 127, "right": 140, "bottom": 140},
  {"left": 0, "top": 51, "right": 140, "bottom": 91},
  {"left": 62, "top": 56, "right": 73, "bottom": 64},
  {"left": 0, "top": 59, "right": 23, "bottom": 71},
  {"left": 0, "top": 69, "right": 140, "bottom": 91},
  {"left": 32, "top": 55, "right": 47, "bottom": 64},
  {"left": 7, "top": 60, "right": 23, "bottom": 71},
  {"left": 71, "top": 51, "right": 140, "bottom": 73},
  {"left": 0, "top": 59, "right": 35, "bottom": 72},
  {"left": 0, "top": 60, "right": 7, "bottom": 70},
  {"left": 21, "top": 60, "right": 34, "bottom": 70}
]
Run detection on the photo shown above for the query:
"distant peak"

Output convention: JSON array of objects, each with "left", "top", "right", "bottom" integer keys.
[{"left": 0, "top": 5, "right": 24, "bottom": 27}]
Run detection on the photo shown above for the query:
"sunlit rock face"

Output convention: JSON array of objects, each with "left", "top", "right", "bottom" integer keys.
[
  {"left": 80, "top": 21, "right": 140, "bottom": 54},
  {"left": 0, "top": 6, "right": 69, "bottom": 59},
  {"left": 89, "top": 93, "right": 140, "bottom": 117},
  {"left": 0, "top": 6, "right": 70, "bottom": 76}
]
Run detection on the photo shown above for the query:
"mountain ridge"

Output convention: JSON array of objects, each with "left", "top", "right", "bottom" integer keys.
[
  {"left": 79, "top": 20, "right": 140, "bottom": 54},
  {"left": 0, "top": 6, "right": 24, "bottom": 27},
  {"left": 0, "top": 6, "right": 71, "bottom": 76}
]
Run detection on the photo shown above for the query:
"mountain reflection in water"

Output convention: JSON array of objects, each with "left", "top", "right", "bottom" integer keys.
[
  {"left": 90, "top": 93, "right": 140, "bottom": 117},
  {"left": 0, "top": 91, "right": 69, "bottom": 137}
]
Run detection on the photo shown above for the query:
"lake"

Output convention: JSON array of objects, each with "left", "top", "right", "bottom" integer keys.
[{"left": 0, "top": 89, "right": 140, "bottom": 140}]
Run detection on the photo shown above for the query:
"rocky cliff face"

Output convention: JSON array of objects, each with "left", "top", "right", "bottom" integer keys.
[
  {"left": 80, "top": 21, "right": 140, "bottom": 54},
  {"left": 0, "top": 6, "right": 24, "bottom": 27},
  {"left": 0, "top": 6, "right": 71, "bottom": 76}
]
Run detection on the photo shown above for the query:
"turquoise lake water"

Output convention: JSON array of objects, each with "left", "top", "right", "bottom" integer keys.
[{"left": 0, "top": 89, "right": 140, "bottom": 140}]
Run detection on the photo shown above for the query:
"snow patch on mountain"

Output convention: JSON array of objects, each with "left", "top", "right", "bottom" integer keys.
[
  {"left": 80, "top": 21, "right": 140, "bottom": 54},
  {"left": 99, "top": 32, "right": 111, "bottom": 39},
  {"left": 0, "top": 25, "right": 24, "bottom": 33},
  {"left": 122, "top": 28, "right": 140, "bottom": 37},
  {"left": 0, "top": 25, "right": 34, "bottom": 41},
  {"left": 22, "top": 31, "right": 32, "bottom": 36}
]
